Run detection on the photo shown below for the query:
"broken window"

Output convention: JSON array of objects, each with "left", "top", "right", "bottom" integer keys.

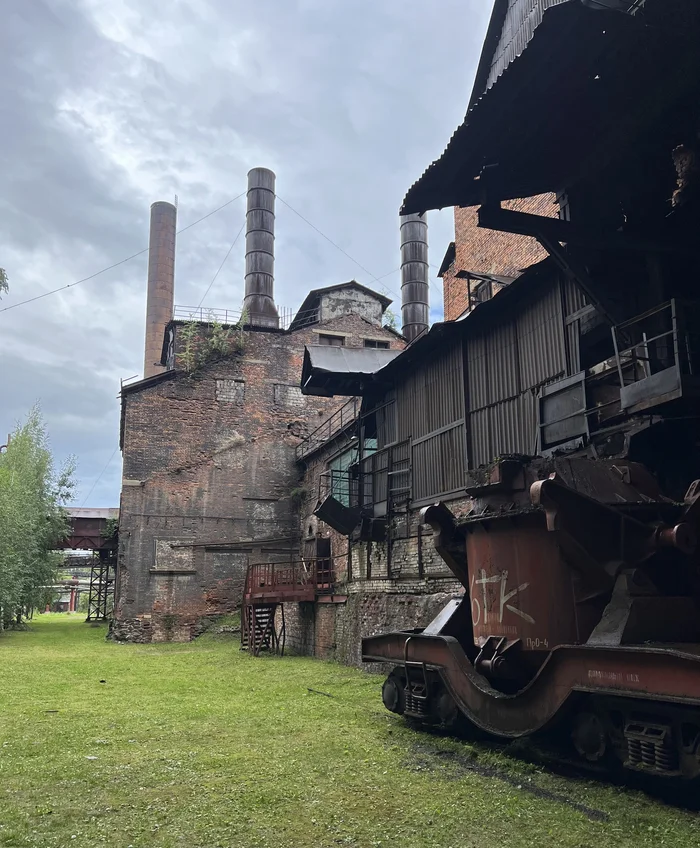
[{"left": 318, "top": 334, "right": 345, "bottom": 346}]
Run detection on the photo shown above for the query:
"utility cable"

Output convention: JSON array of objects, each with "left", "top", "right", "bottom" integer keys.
[
  {"left": 0, "top": 192, "right": 247, "bottom": 315},
  {"left": 276, "top": 195, "right": 401, "bottom": 300},
  {"left": 80, "top": 445, "right": 119, "bottom": 507},
  {"left": 197, "top": 220, "right": 246, "bottom": 309}
]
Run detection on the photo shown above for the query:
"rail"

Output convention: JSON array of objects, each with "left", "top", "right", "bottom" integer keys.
[
  {"left": 295, "top": 397, "right": 361, "bottom": 461},
  {"left": 172, "top": 304, "right": 322, "bottom": 332},
  {"left": 244, "top": 555, "right": 343, "bottom": 600}
]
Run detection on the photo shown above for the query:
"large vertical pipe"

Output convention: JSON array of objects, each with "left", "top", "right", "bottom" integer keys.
[
  {"left": 400, "top": 212, "right": 429, "bottom": 342},
  {"left": 243, "top": 167, "right": 279, "bottom": 328},
  {"left": 144, "top": 201, "right": 177, "bottom": 378}
]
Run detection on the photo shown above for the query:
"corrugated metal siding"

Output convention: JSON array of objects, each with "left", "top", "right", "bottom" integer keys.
[
  {"left": 486, "top": 320, "right": 520, "bottom": 404},
  {"left": 470, "top": 408, "right": 492, "bottom": 469},
  {"left": 397, "top": 339, "right": 464, "bottom": 442},
  {"left": 517, "top": 283, "right": 566, "bottom": 389},
  {"left": 467, "top": 334, "right": 489, "bottom": 410},
  {"left": 563, "top": 275, "right": 588, "bottom": 317},
  {"left": 412, "top": 423, "right": 467, "bottom": 501},
  {"left": 486, "top": 0, "right": 570, "bottom": 92},
  {"left": 566, "top": 319, "right": 581, "bottom": 374}
]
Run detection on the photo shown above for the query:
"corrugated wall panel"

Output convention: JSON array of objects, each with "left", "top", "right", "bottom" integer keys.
[
  {"left": 563, "top": 275, "right": 588, "bottom": 317},
  {"left": 412, "top": 423, "right": 466, "bottom": 501},
  {"left": 397, "top": 339, "right": 464, "bottom": 441},
  {"left": 469, "top": 407, "right": 492, "bottom": 469},
  {"left": 485, "top": 319, "right": 520, "bottom": 405},
  {"left": 469, "top": 392, "right": 538, "bottom": 469},
  {"left": 517, "top": 283, "right": 567, "bottom": 389},
  {"left": 566, "top": 318, "right": 581, "bottom": 375},
  {"left": 466, "top": 334, "right": 489, "bottom": 410}
]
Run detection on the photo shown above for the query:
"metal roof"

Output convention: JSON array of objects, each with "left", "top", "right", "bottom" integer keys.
[
  {"left": 300, "top": 345, "right": 400, "bottom": 397},
  {"left": 67, "top": 508, "right": 119, "bottom": 519},
  {"left": 401, "top": 0, "right": 697, "bottom": 214}
]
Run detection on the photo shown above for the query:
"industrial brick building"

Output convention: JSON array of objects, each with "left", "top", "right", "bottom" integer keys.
[
  {"left": 113, "top": 169, "right": 403, "bottom": 642},
  {"left": 439, "top": 195, "right": 558, "bottom": 321}
]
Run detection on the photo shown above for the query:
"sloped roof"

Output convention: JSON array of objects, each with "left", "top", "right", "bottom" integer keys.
[
  {"left": 289, "top": 281, "right": 392, "bottom": 332},
  {"left": 300, "top": 345, "right": 400, "bottom": 397},
  {"left": 401, "top": 0, "right": 692, "bottom": 213}
]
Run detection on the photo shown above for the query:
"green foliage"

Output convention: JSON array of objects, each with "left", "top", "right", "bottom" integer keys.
[
  {"left": 383, "top": 307, "right": 398, "bottom": 330},
  {"left": 0, "top": 406, "right": 75, "bottom": 628},
  {"left": 0, "top": 615, "right": 698, "bottom": 848},
  {"left": 177, "top": 313, "right": 247, "bottom": 374},
  {"left": 0, "top": 267, "right": 7, "bottom": 299},
  {"left": 289, "top": 486, "right": 308, "bottom": 508},
  {"left": 103, "top": 517, "right": 119, "bottom": 540}
]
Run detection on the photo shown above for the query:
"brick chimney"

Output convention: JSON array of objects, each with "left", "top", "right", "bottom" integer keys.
[{"left": 144, "top": 201, "right": 177, "bottom": 378}]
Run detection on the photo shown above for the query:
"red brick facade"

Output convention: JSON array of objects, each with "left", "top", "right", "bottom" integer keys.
[
  {"left": 441, "top": 194, "right": 558, "bottom": 321},
  {"left": 114, "top": 290, "right": 403, "bottom": 643}
]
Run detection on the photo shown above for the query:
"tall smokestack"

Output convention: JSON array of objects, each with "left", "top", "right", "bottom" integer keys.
[
  {"left": 144, "top": 201, "right": 177, "bottom": 378},
  {"left": 243, "top": 167, "right": 279, "bottom": 328},
  {"left": 400, "top": 212, "right": 429, "bottom": 342}
]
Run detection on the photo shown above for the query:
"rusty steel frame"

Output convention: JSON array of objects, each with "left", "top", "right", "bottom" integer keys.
[{"left": 363, "top": 629, "right": 700, "bottom": 737}]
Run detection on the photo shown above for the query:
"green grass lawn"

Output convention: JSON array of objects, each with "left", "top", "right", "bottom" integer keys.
[{"left": 1, "top": 615, "right": 698, "bottom": 848}]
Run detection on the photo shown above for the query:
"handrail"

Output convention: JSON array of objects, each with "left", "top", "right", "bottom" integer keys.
[
  {"left": 295, "top": 397, "right": 361, "bottom": 460},
  {"left": 244, "top": 555, "right": 344, "bottom": 597}
]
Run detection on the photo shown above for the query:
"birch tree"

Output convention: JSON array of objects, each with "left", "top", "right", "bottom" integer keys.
[{"left": 0, "top": 406, "right": 75, "bottom": 628}]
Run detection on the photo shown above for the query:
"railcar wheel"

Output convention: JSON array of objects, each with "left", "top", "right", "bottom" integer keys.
[
  {"left": 571, "top": 711, "right": 608, "bottom": 763},
  {"left": 382, "top": 670, "right": 406, "bottom": 715}
]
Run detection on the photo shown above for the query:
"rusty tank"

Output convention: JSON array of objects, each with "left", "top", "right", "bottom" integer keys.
[{"left": 364, "top": 456, "right": 700, "bottom": 778}]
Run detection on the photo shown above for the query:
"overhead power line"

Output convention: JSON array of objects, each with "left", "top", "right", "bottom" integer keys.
[
  {"left": 276, "top": 195, "right": 401, "bottom": 301},
  {"left": 0, "top": 192, "right": 247, "bottom": 315},
  {"left": 197, "top": 220, "right": 246, "bottom": 309},
  {"left": 81, "top": 445, "right": 119, "bottom": 507}
]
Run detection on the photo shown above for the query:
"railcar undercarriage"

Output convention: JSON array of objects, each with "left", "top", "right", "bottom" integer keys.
[{"left": 364, "top": 456, "right": 700, "bottom": 779}]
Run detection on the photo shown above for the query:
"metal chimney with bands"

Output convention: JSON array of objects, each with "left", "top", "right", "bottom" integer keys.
[
  {"left": 243, "top": 167, "right": 279, "bottom": 328},
  {"left": 400, "top": 212, "right": 429, "bottom": 342},
  {"left": 144, "top": 200, "right": 177, "bottom": 378}
]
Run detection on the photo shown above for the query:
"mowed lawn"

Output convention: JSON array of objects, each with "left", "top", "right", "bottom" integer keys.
[{"left": 1, "top": 616, "right": 698, "bottom": 848}]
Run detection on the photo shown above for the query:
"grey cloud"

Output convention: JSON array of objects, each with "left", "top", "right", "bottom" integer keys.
[{"left": 0, "top": 0, "right": 490, "bottom": 505}]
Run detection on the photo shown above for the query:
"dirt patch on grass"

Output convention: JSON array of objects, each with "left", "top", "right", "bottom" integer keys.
[{"left": 404, "top": 741, "right": 609, "bottom": 823}]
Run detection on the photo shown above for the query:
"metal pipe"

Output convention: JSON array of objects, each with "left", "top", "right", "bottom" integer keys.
[
  {"left": 400, "top": 213, "right": 429, "bottom": 342},
  {"left": 144, "top": 201, "right": 177, "bottom": 378},
  {"left": 243, "top": 167, "right": 280, "bottom": 328}
]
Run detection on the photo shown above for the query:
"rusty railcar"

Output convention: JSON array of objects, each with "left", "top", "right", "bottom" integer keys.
[{"left": 302, "top": 0, "right": 700, "bottom": 777}]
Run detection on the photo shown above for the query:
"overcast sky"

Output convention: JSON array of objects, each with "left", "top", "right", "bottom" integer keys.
[{"left": 0, "top": 0, "right": 489, "bottom": 507}]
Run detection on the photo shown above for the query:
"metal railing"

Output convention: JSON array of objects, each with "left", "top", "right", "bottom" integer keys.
[
  {"left": 295, "top": 397, "right": 361, "bottom": 461},
  {"left": 244, "top": 556, "right": 341, "bottom": 598},
  {"left": 611, "top": 299, "right": 700, "bottom": 386},
  {"left": 172, "top": 304, "right": 321, "bottom": 331}
]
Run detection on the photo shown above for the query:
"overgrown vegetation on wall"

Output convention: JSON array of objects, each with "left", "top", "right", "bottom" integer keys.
[
  {"left": 0, "top": 406, "right": 75, "bottom": 629},
  {"left": 178, "top": 312, "right": 248, "bottom": 373}
]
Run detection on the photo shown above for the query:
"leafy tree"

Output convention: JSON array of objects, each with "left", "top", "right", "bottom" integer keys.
[
  {"left": 0, "top": 406, "right": 76, "bottom": 628},
  {"left": 0, "top": 268, "right": 7, "bottom": 299}
]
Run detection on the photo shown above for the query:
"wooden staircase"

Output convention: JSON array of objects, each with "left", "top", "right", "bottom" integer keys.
[{"left": 241, "top": 602, "right": 285, "bottom": 656}]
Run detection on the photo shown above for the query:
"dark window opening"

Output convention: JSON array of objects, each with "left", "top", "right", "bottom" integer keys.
[
  {"left": 364, "top": 339, "right": 390, "bottom": 349},
  {"left": 319, "top": 334, "right": 345, "bottom": 346}
]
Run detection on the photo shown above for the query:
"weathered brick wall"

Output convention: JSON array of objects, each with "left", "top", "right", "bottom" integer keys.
[
  {"left": 443, "top": 194, "right": 559, "bottom": 321},
  {"left": 115, "top": 307, "right": 403, "bottom": 643}
]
